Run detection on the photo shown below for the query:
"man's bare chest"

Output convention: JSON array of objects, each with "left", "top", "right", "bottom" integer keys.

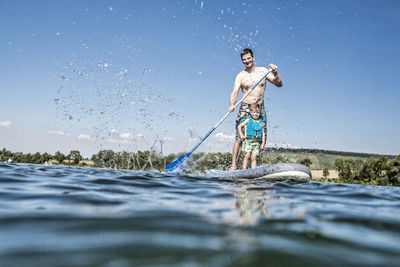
[{"left": 241, "top": 73, "right": 266, "bottom": 90}]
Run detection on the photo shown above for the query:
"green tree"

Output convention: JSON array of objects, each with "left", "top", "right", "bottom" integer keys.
[
  {"left": 150, "top": 150, "right": 167, "bottom": 171},
  {"left": 335, "top": 158, "right": 356, "bottom": 182},
  {"left": 137, "top": 150, "right": 152, "bottom": 170},
  {"left": 54, "top": 151, "right": 66, "bottom": 164},
  {"left": 0, "top": 148, "right": 13, "bottom": 161},
  {"left": 40, "top": 152, "right": 52, "bottom": 163},
  {"left": 298, "top": 157, "right": 312, "bottom": 168},
  {"left": 68, "top": 150, "right": 83, "bottom": 165},
  {"left": 13, "top": 152, "right": 24, "bottom": 163},
  {"left": 322, "top": 168, "right": 329, "bottom": 178},
  {"left": 32, "top": 152, "right": 42, "bottom": 164},
  {"left": 91, "top": 150, "right": 115, "bottom": 167},
  {"left": 2, "top": 148, "right": 12, "bottom": 157},
  {"left": 23, "top": 153, "right": 32, "bottom": 163},
  {"left": 387, "top": 156, "right": 400, "bottom": 186}
]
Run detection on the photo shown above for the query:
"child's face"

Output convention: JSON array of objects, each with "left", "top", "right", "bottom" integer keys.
[{"left": 250, "top": 110, "right": 260, "bottom": 119}]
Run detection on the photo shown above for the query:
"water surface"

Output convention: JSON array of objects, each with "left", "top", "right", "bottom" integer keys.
[{"left": 1, "top": 163, "right": 400, "bottom": 266}]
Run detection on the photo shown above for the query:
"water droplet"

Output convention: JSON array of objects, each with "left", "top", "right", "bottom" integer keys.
[{"left": 144, "top": 96, "right": 152, "bottom": 103}]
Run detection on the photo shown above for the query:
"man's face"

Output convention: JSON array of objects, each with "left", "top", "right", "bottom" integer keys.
[{"left": 241, "top": 53, "right": 254, "bottom": 68}]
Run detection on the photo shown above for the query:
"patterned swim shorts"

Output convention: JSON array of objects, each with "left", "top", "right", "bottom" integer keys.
[
  {"left": 243, "top": 139, "right": 261, "bottom": 156},
  {"left": 235, "top": 103, "right": 267, "bottom": 142}
]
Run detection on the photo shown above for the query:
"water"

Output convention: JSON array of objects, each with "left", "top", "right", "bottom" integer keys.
[{"left": 1, "top": 163, "right": 400, "bottom": 266}]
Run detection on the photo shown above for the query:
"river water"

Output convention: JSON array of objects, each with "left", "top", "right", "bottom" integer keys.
[{"left": 1, "top": 163, "right": 399, "bottom": 266}]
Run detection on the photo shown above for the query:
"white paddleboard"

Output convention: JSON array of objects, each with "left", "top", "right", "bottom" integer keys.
[{"left": 208, "top": 163, "right": 311, "bottom": 182}]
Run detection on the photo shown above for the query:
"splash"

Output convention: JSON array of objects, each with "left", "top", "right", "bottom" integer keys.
[{"left": 55, "top": 33, "right": 176, "bottom": 161}]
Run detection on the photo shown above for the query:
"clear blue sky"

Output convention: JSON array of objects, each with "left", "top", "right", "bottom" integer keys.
[{"left": 1, "top": 0, "right": 399, "bottom": 157}]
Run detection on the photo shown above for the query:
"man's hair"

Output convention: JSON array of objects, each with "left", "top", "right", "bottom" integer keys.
[{"left": 240, "top": 48, "right": 254, "bottom": 58}]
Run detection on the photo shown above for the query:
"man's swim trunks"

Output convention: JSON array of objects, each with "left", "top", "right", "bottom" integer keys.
[
  {"left": 243, "top": 139, "right": 261, "bottom": 156},
  {"left": 235, "top": 103, "right": 267, "bottom": 142}
]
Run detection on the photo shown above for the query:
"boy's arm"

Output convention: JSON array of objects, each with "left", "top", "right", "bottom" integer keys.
[
  {"left": 237, "top": 119, "right": 249, "bottom": 140},
  {"left": 260, "top": 129, "right": 266, "bottom": 149}
]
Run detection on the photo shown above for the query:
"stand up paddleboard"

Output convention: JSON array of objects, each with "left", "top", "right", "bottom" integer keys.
[{"left": 208, "top": 163, "right": 311, "bottom": 182}]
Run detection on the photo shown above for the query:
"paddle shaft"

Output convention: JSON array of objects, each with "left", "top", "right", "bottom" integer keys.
[{"left": 188, "top": 69, "right": 273, "bottom": 154}]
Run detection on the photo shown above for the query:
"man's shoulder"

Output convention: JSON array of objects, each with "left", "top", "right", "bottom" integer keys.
[
  {"left": 235, "top": 70, "right": 247, "bottom": 81},
  {"left": 236, "top": 70, "right": 247, "bottom": 76}
]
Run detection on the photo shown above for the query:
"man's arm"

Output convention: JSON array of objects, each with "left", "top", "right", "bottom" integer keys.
[
  {"left": 228, "top": 73, "right": 242, "bottom": 112},
  {"left": 266, "top": 63, "right": 282, "bottom": 87}
]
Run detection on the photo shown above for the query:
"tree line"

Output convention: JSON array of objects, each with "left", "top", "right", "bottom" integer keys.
[
  {"left": 1, "top": 147, "right": 312, "bottom": 170},
  {"left": 88, "top": 150, "right": 314, "bottom": 172},
  {"left": 333, "top": 156, "right": 400, "bottom": 186},
  {"left": 263, "top": 147, "right": 396, "bottom": 159},
  {"left": 0, "top": 148, "right": 83, "bottom": 165},
  {"left": 1, "top": 147, "right": 399, "bottom": 186}
]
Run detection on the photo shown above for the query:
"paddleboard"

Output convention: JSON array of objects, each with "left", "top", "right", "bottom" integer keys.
[{"left": 208, "top": 163, "right": 311, "bottom": 182}]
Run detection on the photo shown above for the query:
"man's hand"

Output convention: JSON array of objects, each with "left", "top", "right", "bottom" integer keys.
[
  {"left": 268, "top": 63, "right": 278, "bottom": 74},
  {"left": 228, "top": 105, "right": 236, "bottom": 112},
  {"left": 267, "top": 63, "right": 282, "bottom": 87}
]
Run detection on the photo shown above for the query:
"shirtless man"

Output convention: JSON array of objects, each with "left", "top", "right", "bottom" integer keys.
[{"left": 229, "top": 48, "right": 282, "bottom": 170}]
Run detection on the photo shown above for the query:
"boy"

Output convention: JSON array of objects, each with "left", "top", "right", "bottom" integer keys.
[{"left": 237, "top": 105, "right": 265, "bottom": 170}]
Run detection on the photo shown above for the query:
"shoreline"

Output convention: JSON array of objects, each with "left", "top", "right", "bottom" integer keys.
[{"left": 311, "top": 170, "right": 339, "bottom": 179}]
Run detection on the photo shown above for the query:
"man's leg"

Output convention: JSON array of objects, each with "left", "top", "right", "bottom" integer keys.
[
  {"left": 232, "top": 103, "right": 248, "bottom": 170},
  {"left": 231, "top": 139, "right": 242, "bottom": 170},
  {"left": 257, "top": 104, "right": 267, "bottom": 165}
]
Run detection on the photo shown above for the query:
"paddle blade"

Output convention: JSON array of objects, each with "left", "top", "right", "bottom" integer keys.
[{"left": 165, "top": 153, "right": 192, "bottom": 173}]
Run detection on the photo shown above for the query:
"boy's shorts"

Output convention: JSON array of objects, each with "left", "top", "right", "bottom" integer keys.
[{"left": 243, "top": 139, "right": 261, "bottom": 156}]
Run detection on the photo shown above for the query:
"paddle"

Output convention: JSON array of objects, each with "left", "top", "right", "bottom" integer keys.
[{"left": 165, "top": 68, "right": 273, "bottom": 173}]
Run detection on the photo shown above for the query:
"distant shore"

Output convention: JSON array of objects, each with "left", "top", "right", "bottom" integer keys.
[
  {"left": 2, "top": 148, "right": 399, "bottom": 186},
  {"left": 311, "top": 170, "right": 339, "bottom": 179}
]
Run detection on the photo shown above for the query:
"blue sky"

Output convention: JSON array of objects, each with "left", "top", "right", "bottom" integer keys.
[{"left": 1, "top": 0, "right": 399, "bottom": 157}]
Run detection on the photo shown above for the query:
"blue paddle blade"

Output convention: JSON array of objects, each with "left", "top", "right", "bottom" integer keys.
[{"left": 165, "top": 153, "right": 192, "bottom": 173}]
